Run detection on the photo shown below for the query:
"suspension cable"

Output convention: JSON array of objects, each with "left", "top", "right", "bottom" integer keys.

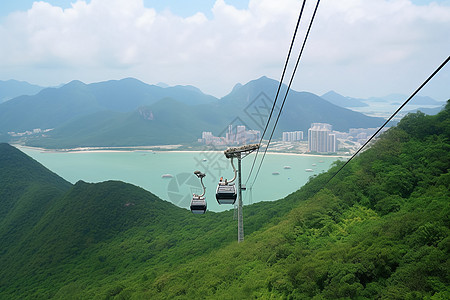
[
  {"left": 249, "top": 0, "right": 321, "bottom": 188},
  {"left": 245, "top": 0, "right": 308, "bottom": 185},
  {"left": 323, "top": 55, "right": 450, "bottom": 186}
]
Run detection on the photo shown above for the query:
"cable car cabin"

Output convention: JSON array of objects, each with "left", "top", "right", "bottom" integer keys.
[
  {"left": 190, "top": 195, "right": 207, "bottom": 214},
  {"left": 216, "top": 183, "right": 237, "bottom": 205}
]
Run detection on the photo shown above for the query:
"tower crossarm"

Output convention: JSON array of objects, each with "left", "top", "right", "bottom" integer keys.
[{"left": 224, "top": 144, "right": 260, "bottom": 159}]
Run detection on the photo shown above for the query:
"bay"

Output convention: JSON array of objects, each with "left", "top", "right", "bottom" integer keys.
[{"left": 18, "top": 146, "right": 339, "bottom": 212}]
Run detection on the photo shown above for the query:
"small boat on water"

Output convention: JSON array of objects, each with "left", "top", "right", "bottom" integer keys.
[
  {"left": 283, "top": 166, "right": 292, "bottom": 169},
  {"left": 161, "top": 174, "right": 174, "bottom": 178},
  {"left": 272, "top": 172, "right": 280, "bottom": 175},
  {"left": 305, "top": 169, "right": 314, "bottom": 172},
  {"left": 312, "top": 163, "right": 317, "bottom": 166}
]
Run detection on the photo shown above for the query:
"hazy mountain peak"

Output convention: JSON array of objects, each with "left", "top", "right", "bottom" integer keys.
[
  {"left": 118, "top": 77, "right": 147, "bottom": 85},
  {"left": 321, "top": 90, "right": 368, "bottom": 108},
  {"left": 322, "top": 90, "right": 341, "bottom": 97},
  {"left": 156, "top": 82, "right": 170, "bottom": 88},
  {"left": 173, "top": 84, "right": 202, "bottom": 93},
  {"left": 64, "top": 80, "right": 86, "bottom": 87},
  {"left": 232, "top": 83, "right": 242, "bottom": 92}
]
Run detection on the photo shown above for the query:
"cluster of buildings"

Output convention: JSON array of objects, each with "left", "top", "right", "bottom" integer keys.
[
  {"left": 280, "top": 124, "right": 336, "bottom": 153},
  {"left": 8, "top": 128, "right": 53, "bottom": 137},
  {"left": 307, "top": 123, "right": 337, "bottom": 153},
  {"left": 282, "top": 131, "right": 303, "bottom": 142},
  {"left": 199, "top": 125, "right": 260, "bottom": 146},
  {"left": 333, "top": 127, "right": 388, "bottom": 145},
  {"left": 200, "top": 122, "right": 385, "bottom": 154}
]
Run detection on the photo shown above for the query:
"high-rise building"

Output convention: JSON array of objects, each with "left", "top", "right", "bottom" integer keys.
[
  {"left": 282, "top": 130, "right": 303, "bottom": 142},
  {"left": 236, "top": 125, "right": 246, "bottom": 144},
  {"left": 308, "top": 123, "right": 336, "bottom": 153},
  {"left": 294, "top": 131, "right": 303, "bottom": 140},
  {"left": 246, "top": 130, "right": 260, "bottom": 142}
]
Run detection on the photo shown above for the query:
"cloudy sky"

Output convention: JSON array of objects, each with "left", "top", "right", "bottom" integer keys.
[{"left": 0, "top": 0, "right": 449, "bottom": 100}]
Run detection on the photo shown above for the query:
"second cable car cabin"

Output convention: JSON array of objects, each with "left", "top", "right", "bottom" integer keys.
[
  {"left": 216, "top": 157, "right": 238, "bottom": 205},
  {"left": 190, "top": 195, "right": 207, "bottom": 214},
  {"left": 190, "top": 170, "right": 207, "bottom": 214},
  {"left": 216, "top": 180, "right": 237, "bottom": 205}
]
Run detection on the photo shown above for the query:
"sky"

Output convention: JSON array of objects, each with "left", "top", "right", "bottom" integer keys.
[{"left": 0, "top": 0, "right": 449, "bottom": 100}]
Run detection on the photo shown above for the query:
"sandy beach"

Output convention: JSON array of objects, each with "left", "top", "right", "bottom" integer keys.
[{"left": 14, "top": 144, "right": 348, "bottom": 158}]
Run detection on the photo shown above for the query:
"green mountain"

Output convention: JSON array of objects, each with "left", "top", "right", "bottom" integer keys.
[
  {"left": 88, "top": 77, "right": 217, "bottom": 111},
  {"left": 0, "top": 80, "right": 101, "bottom": 132},
  {"left": 0, "top": 143, "right": 294, "bottom": 298},
  {"left": 0, "top": 143, "right": 72, "bottom": 237},
  {"left": 222, "top": 76, "right": 385, "bottom": 134},
  {"left": 0, "top": 78, "right": 217, "bottom": 135},
  {"left": 25, "top": 97, "right": 229, "bottom": 148},
  {"left": 10, "top": 76, "right": 386, "bottom": 148},
  {"left": 0, "top": 80, "right": 44, "bottom": 103},
  {"left": 0, "top": 101, "right": 449, "bottom": 299}
]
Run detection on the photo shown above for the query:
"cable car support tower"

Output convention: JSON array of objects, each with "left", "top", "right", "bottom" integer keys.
[{"left": 224, "top": 144, "right": 260, "bottom": 243}]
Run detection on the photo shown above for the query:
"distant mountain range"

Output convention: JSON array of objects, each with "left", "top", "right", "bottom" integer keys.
[
  {"left": 367, "top": 93, "right": 443, "bottom": 105},
  {"left": 321, "top": 90, "right": 444, "bottom": 108},
  {"left": 0, "top": 80, "right": 44, "bottom": 103},
  {"left": 321, "top": 91, "right": 368, "bottom": 107},
  {"left": 0, "top": 76, "right": 400, "bottom": 148}
]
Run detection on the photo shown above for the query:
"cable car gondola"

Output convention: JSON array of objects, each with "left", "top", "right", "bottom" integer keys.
[
  {"left": 216, "top": 158, "right": 238, "bottom": 205},
  {"left": 190, "top": 195, "right": 207, "bottom": 214},
  {"left": 190, "top": 170, "right": 207, "bottom": 214},
  {"left": 216, "top": 181, "right": 237, "bottom": 205}
]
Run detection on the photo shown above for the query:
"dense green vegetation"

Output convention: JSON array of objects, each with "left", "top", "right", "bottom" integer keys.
[
  {"left": 0, "top": 101, "right": 448, "bottom": 299},
  {"left": 0, "top": 143, "right": 297, "bottom": 299},
  {"left": 140, "top": 104, "right": 449, "bottom": 299}
]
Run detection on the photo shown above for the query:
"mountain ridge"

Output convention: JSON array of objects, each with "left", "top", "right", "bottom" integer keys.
[
  {"left": 321, "top": 90, "right": 368, "bottom": 107},
  {"left": 2, "top": 76, "right": 387, "bottom": 148},
  {"left": 0, "top": 79, "right": 44, "bottom": 103}
]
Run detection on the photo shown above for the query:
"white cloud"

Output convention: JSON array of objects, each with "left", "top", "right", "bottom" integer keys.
[{"left": 0, "top": 0, "right": 448, "bottom": 99}]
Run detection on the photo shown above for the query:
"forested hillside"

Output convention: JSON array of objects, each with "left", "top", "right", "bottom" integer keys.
[
  {"left": 0, "top": 144, "right": 296, "bottom": 299},
  {"left": 142, "top": 102, "right": 449, "bottom": 299},
  {"left": 0, "top": 101, "right": 448, "bottom": 299}
]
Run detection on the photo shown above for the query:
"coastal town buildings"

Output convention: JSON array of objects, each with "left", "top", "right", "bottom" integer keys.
[
  {"left": 199, "top": 125, "right": 260, "bottom": 146},
  {"left": 308, "top": 123, "right": 336, "bottom": 153},
  {"left": 282, "top": 131, "right": 303, "bottom": 142}
]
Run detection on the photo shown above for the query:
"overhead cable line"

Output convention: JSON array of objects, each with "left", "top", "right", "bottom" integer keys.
[
  {"left": 248, "top": 0, "right": 321, "bottom": 188},
  {"left": 324, "top": 55, "right": 450, "bottom": 187},
  {"left": 245, "top": 0, "right": 307, "bottom": 185}
]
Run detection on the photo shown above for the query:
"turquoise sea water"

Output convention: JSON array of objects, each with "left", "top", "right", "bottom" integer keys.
[{"left": 18, "top": 147, "right": 339, "bottom": 212}]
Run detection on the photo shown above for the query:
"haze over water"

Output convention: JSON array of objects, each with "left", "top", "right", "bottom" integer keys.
[{"left": 18, "top": 147, "right": 339, "bottom": 212}]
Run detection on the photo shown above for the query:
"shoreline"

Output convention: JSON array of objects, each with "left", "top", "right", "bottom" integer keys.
[{"left": 14, "top": 144, "right": 349, "bottom": 158}]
